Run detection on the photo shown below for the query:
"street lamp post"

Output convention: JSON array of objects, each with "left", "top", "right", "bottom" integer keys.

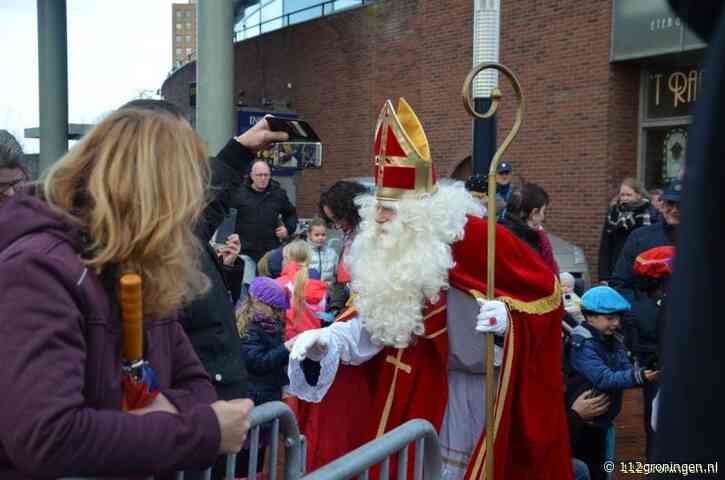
[{"left": 37, "top": 0, "right": 69, "bottom": 173}]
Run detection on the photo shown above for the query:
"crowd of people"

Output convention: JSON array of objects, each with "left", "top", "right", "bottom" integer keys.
[{"left": 0, "top": 95, "right": 684, "bottom": 480}]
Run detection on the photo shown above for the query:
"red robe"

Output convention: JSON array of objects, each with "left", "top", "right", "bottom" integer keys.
[{"left": 296, "top": 216, "right": 571, "bottom": 479}]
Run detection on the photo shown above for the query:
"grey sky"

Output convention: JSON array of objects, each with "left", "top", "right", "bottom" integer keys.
[{"left": 0, "top": 0, "right": 176, "bottom": 153}]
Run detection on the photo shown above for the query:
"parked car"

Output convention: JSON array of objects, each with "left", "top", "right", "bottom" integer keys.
[{"left": 548, "top": 232, "right": 591, "bottom": 294}]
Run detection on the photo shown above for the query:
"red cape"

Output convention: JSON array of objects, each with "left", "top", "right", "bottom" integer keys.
[{"left": 451, "top": 216, "right": 571, "bottom": 480}]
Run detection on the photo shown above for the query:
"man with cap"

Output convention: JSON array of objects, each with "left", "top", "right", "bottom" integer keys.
[
  {"left": 286, "top": 99, "right": 572, "bottom": 480},
  {"left": 495, "top": 161, "right": 514, "bottom": 203},
  {"left": 608, "top": 179, "right": 681, "bottom": 458},
  {"left": 464, "top": 174, "right": 506, "bottom": 217},
  {"left": 566, "top": 286, "right": 658, "bottom": 480}
]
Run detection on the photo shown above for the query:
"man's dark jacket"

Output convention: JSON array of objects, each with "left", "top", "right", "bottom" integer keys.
[
  {"left": 608, "top": 221, "right": 676, "bottom": 358},
  {"left": 179, "top": 139, "right": 252, "bottom": 401},
  {"left": 231, "top": 177, "right": 297, "bottom": 262}
]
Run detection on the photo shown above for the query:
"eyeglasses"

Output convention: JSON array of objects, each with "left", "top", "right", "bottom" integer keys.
[{"left": 0, "top": 177, "right": 26, "bottom": 195}]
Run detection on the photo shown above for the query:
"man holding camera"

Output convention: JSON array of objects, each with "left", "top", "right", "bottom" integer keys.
[{"left": 232, "top": 160, "right": 298, "bottom": 263}]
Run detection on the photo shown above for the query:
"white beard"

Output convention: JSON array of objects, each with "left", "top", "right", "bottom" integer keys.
[{"left": 346, "top": 183, "right": 483, "bottom": 348}]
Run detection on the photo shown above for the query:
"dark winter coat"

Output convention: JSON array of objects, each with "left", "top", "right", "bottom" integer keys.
[
  {"left": 231, "top": 177, "right": 297, "bottom": 262},
  {"left": 179, "top": 139, "right": 252, "bottom": 401},
  {"left": 609, "top": 221, "right": 676, "bottom": 357},
  {"left": 598, "top": 200, "right": 659, "bottom": 282},
  {"left": 0, "top": 191, "right": 219, "bottom": 479},
  {"left": 567, "top": 323, "right": 645, "bottom": 427},
  {"left": 240, "top": 316, "right": 290, "bottom": 406}
]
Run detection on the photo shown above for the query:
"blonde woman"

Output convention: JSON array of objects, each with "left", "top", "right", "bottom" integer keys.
[
  {"left": 598, "top": 177, "right": 659, "bottom": 283},
  {"left": 0, "top": 107, "right": 255, "bottom": 477}
]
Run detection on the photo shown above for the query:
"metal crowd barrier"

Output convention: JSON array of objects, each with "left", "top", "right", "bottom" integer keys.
[
  {"left": 60, "top": 400, "right": 305, "bottom": 480},
  {"left": 301, "top": 419, "right": 442, "bottom": 480}
]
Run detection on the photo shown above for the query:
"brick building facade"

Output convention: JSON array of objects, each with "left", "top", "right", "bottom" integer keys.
[{"left": 161, "top": 0, "right": 702, "bottom": 280}]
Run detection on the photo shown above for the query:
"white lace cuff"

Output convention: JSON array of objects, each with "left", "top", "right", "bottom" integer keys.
[{"left": 287, "top": 338, "right": 340, "bottom": 403}]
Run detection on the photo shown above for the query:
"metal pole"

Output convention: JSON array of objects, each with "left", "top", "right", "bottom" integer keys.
[
  {"left": 471, "top": 0, "right": 500, "bottom": 175},
  {"left": 197, "top": 0, "right": 235, "bottom": 155},
  {"left": 37, "top": 0, "right": 69, "bottom": 173}
]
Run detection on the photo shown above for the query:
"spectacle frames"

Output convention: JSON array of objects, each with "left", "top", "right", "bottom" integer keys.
[{"left": 0, "top": 177, "right": 26, "bottom": 196}]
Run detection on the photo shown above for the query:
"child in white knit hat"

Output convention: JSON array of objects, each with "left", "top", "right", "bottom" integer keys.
[{"left": 560, "top": 272, "right": 585, "bottom": 324}]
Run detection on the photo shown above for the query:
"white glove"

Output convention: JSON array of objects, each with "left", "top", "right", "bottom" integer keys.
[
  {"left": 475, "top": 299, "right": 508, "bottom": 336},
  {"left": 289, "top": 328, "right": 330, "bottom": 362}
]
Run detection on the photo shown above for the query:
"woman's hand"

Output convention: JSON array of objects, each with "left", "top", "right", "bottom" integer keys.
[{"left": 212, "top": 399, "right": 255, "bottom": 454}]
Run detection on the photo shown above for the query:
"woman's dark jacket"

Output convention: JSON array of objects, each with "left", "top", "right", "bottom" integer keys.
[
  {"left": 498, "top": 212, "right": 541, "bottom": 255},
  {"left": 231, "top": 177, "right": 298, "bottom": 262},
  {"left": 0, "top": 190, "right": 219, "bottom": 478},
  {"left": 598, "top": 199, "right": 658, "bottom": 282},
  {"left": 178, "top": 139, "right": 252, "bottom": 401},
  {"left": 240, "top": 319, "right": 290, "bottom": 405}
]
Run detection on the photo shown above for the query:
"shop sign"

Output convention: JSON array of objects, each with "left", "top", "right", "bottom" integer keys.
[{"left": 646, "top": 66, "right": 703, "bottom": 118}]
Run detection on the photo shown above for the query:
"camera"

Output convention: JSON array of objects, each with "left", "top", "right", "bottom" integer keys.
[{"left": 564, "top": 293, "right": 572, "bottom": 300}]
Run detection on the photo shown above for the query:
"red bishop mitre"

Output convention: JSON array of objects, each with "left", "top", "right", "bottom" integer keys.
[{"left": 373, "top": 98, "right": 438, "bottom": 200}]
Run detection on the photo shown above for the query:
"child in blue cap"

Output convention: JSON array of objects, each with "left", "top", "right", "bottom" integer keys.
[
  {"left": 568, "top": 286, "right": 659, "bottom": 420},
  {"left": 566, "top": 286, "right": 659, "bottom": 479}
]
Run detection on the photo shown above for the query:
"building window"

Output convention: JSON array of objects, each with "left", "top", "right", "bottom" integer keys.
[
  {"left": 176, "top": 48, "right": 182, "bottom": 55},
  {"left": 186, "top": 10, "right": 193, "bottom": 17},
  {"left": 186, "top": 35, "right": 192, "bottom": 43},
  {"left": 639, "top": 64, "right": 699, "bottom": 189},
  {"left": 176, "top": 10, "right": 183, "bottom": 18},
  {"left": 186, "top": 48, "right": 193, "bottom": 55},
  {"left": 175, "top": 35, "right": 182, "bottom": 43},
  {"left": 176, "top": 23, "right": 182, "bottom": 30},
  {"left": 186, "top": 22, "right": 192, "bottom": 30}
]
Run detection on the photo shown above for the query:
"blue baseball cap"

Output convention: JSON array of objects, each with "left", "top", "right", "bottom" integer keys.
[
  {"left": 580, "top": 286, "right": 631, "bottom": 314},
  {"left": 661, "top": 179, "right": 683, "bottom": 203},
  {"left": 497, "top": 162, "right": 513, "bottom": 174}
]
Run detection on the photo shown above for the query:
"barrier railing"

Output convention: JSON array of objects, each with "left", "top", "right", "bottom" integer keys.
[
  {"left": 301, "top": 419, "right": 442, "bottom": 480},
  {"left": 60, "top": 401, "right": 305, "bottom": 480},
  {"left": 59, "top": 409, "right": 442, "bottom": 480}
]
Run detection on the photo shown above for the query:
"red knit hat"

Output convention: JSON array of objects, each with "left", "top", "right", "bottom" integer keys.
[{"left": 634, "top": 246, "right": 675, "bottom": 279}]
